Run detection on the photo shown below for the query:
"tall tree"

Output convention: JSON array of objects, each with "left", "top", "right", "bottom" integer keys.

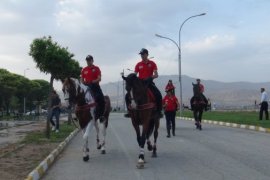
[
  {"left": 29, "top": 36, "right": 81, "bottom": 138},
  {"left": 0, "top": 69, "right": 18, "bottom": 115}
]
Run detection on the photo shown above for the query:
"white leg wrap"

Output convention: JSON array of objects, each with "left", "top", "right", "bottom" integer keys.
[{"left": 83, "top": 120, "right": 94, "bottom": 140}]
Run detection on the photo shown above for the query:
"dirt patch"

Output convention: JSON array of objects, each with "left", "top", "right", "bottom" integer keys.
[
  {"left": 0, "top": 143, "right": 58, "bottom": 180},
  {"left": 0, "top": 120, "right": 59, "bottom": 180}
]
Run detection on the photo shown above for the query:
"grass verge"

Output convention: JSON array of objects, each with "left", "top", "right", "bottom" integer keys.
[
  {"left": 21, "top": 122, "right": 76, "bottom": 144},
  {"left": 179, "top": 110, "right": 270, "bottom": 128}
]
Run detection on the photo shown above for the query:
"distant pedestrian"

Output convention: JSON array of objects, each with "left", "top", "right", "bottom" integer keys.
[
  {"left": 165, "top": 79, "right": 175, "bottom": 95},
  {"left": 162, "top": 89, "right": 180, "bottom": 138},
  {"left": 259, "top": 88, "right": 269, "bottom": 120},
  {"left": 50, "top": 90, "right": 61, "bottom": 132}
]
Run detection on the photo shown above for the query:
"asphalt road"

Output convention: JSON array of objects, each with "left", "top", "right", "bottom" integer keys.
[{"left": 43, "top": 113, "right": 270, "bottom": 180}]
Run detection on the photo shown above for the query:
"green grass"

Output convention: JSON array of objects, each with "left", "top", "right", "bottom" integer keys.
[
  {"left": 21, "top": 122, "right": 76, "bottom": 144},
  {"left": 178, "top": 110, "right": 270, "bottom": 128}
]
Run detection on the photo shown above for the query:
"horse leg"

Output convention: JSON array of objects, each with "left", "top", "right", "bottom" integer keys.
[
  {"left": 82, "top": 129, "right": 90, "bottom": 162},
  {"left": 136, "top": 122, "right": 149, "bottom": 168},
  {"left": 94, "top": 120, "right": 102, "bottom": 150},
  {"left": 131, "top": 121, "right": 144, "bottom": 169},
  {"left": 152, "top": 119, "right": 160, "bottom": 158},
  {"left": 100, "top": 119, "right": 107, "bottom": 154},
  {"left": 198, "top": 110, "right": 203, "bottom": 130},
  {"left": 83, "top": 119, "right": 94, "bottom": 140},
  {"left": 193, "top": 111, "right": 198, "bottom": 129},
  {"left": 146, "top": 120, "right": 154, "bottom": 151}
]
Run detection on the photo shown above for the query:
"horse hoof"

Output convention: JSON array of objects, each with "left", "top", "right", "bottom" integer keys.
[
  {"left": 147, "top": 143, "right": 153, "bottom": 151},
  {"left": 136, "top": 163, "right": 144, "bottom": 169},
  {"left": 97, "top": 144, "right": 102, "bottom": 150},
  {"left": 83, "top": 155, "right": 89, "bottom": 162},
  {"left": 152, "top": 153, "right": 157, "bottom": 158},
  {"left": 101, "top": 150, "right": 106, "bottom": 154}
]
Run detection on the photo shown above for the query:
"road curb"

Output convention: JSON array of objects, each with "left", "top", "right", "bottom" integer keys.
[
  {"left": 179, "top": 117, "right": 270, "bottom": 134},
  {"left": 25, "top": 128, "right": 79, "bottom": 180}
]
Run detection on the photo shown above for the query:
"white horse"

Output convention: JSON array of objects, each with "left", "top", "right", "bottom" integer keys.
[{"left": 62, "top": 78, "right": 111, "bottom": 161}]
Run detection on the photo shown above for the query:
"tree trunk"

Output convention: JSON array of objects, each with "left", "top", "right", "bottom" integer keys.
[{"left": 46, "top": 76, "right": 54, "bottom": 139}]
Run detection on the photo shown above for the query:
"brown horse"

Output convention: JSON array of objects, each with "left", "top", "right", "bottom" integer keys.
[
  {"left": 190, "top": 83, "right": 206, "bottom": 130},
  {"left": 62, "top": 78, "right": 111, "bottom": 161},
  {"left": 122, "top": 73, "right": 160, "bottom": 169}
]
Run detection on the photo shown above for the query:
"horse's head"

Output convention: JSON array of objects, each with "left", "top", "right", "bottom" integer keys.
[
  {"left": 122, "top": 73, "right": 148, "bottom": 105},
  {"left": 192, "top": 83, "right": 201, "bottom": 97},
  {"left": 122, "top": 73, "right": 139, "bottom": 92},
  {"left": 62, "top": 77, "right": 80, "bottom": 106}
]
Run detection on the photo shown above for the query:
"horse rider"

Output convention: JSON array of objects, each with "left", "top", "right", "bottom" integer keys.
[
  {"left": 124, "top": 48, "right": 163, "bottom": 118},
  {"left": 165, "top": 79, "right": 175, "bottom": 95},
  {"left": 196, "top": 78, "right": 208, "bottom": 110},
  {"left": 81, "top": 55, "right": 105, "bottom": 120}
]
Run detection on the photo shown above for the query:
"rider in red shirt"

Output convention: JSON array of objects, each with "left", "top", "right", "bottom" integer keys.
[
  {"left": 81, "top": 55, "right": 105, "bottom": 120},
  {"left": 191, "top": 78, "right": 208, "bottom": 111},
  {"left": 165, "top": 79, "right": 175, "bottom": 95},
  {"left": 163, "top": 89, "right": 180, "bottom": 137},
  {"left": 124, "top": 48, "right": 163, "bottom": 118}
]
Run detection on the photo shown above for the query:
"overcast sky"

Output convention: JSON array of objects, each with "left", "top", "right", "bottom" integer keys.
[{"left": 1, "top": 0, "right": 270, "bottom": 90}]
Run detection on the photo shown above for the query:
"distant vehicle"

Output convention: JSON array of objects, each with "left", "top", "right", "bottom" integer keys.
[
  {"left": 25, "top": 110, "right": 36, "bottom": 115},
  {"left": 41, "top": 109, "right": 48, "bottom": 113}
]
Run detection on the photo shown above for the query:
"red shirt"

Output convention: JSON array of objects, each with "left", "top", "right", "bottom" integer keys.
[
  {"left": 162, "top": 95, "right": 179, "bottom": 112},
  {"left": 199, "top": 84, "right": 204, "bottom": 93},
  {"left": 81, "top": 65, "right": 101, "bottom": 83},
  {"left": 135, "top": 60, "right": 157, "bottom": 80}
]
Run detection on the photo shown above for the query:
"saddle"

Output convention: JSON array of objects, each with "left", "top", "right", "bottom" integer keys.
[{"left": 128, "top": 88, "right": 156, "bottom": 111}]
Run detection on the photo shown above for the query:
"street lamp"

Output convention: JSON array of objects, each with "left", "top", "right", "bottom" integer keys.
[
  {"left": 155, "top": 13, "right": 206, "bottom": 114},
  {"left": 23, "top": 68, "right": 30, "bottom": 115}
]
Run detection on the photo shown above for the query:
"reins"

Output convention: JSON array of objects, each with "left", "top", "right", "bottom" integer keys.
[{"left": 128, "top": 102, "right": 155, "bottom": 110}]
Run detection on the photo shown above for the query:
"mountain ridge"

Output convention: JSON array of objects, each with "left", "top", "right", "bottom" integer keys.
[{"left": 101, "top": 74, "right": 270, "bottom": 109}]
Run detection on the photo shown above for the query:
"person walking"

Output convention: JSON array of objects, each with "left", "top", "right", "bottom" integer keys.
[
  {"left": 259, "top": 88, "right": 269, "bottom": 120},
  {"left": 81, "top": 55, "right": 105, "bottom": 120},
  {"left": 50, "top": 90, "right": 61, "bottom": 133},
  {"left": 162, "top": 88, "right": 180, "bottom": 137},
  {"left": 125, "top": 48, "right": 163, "bottom": 118}
]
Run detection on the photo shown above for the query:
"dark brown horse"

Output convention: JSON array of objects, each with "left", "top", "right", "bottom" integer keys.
[
  {"left": 190, "top": 83, "right": 206, "bottom": 130},
  {"left": 122, "top": 73, "right": 160, "bottom": 169},
  {"left": 62, "top": 78, "right": 111, "bottom": 161}
]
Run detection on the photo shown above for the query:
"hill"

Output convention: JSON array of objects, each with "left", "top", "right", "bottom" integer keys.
[{"left": 101, "top": 75, "right": 269, "bottom": 110}]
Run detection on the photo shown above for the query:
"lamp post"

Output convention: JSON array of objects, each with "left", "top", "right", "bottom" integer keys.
[
  {"left": 23, "top": 68, "right": 30, "bottom": 115},
  {"left": 155, "top": 13, "right": 206, "bottom": 114}
]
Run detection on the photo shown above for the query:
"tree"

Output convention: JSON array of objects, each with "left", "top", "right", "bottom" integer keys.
[
  {"left": 0, "top": 69, "right": 18, "bottom": 115},
  {"left": 29, "top": 36, "right": 81, "bottom": 138}
]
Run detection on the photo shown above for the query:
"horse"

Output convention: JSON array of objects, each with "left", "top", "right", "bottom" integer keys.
[
  {"left": 62, "top": 77, "right": 111, "bottom": 161},
  {"left": 122, "top": 73, "right": 160, "bottom": 169},
  {"left": 190, "top": 83, "right": 207, "bottom": 130}
]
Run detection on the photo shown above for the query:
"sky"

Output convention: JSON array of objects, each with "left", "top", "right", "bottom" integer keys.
[{"left": 1, "top": 0, "right": 270, "bottom": 90}]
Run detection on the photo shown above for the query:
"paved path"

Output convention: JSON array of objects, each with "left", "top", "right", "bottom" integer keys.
[{"left": 43, "top": 113, "right": 270, "bottom": 180}]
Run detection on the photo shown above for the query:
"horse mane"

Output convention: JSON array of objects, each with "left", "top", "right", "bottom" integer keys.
[
  {"left": 124, "top": 73, "right": 148, "bottom": 105},
  {"left": 63, "top": 77, "right": 87, "bottom": 105}
]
